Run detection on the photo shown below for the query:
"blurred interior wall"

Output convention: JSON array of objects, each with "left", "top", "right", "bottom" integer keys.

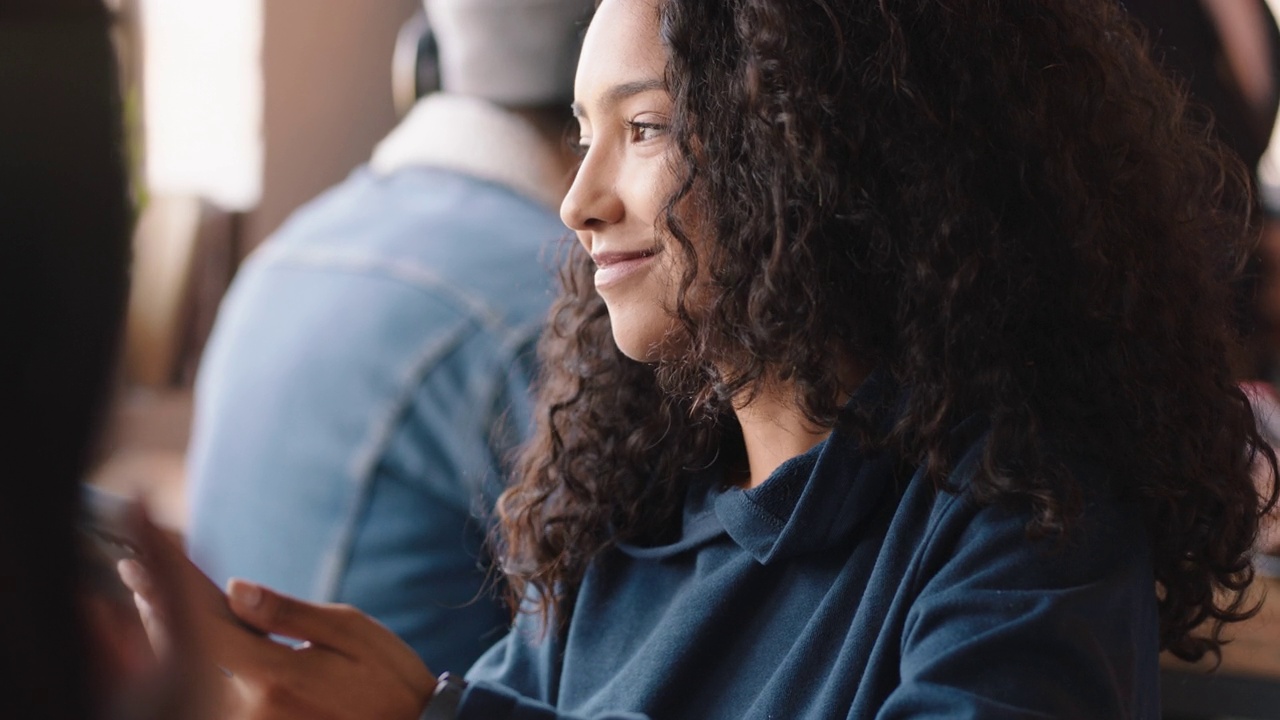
[
  {"left": 141, "top": 0, "right": 263, "bottom": 211},
  {"left": 244, "top": 0, "right": 420, "bottom": 255},
  {"left": 140, "top": 0, "right": 417, "bottom": 255},
  {"left": 130, "top": 0, "right": 418, "bottom": 386}
]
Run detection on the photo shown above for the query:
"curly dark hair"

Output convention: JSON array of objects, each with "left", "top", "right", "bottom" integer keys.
[{"left": 494, "top": 0, "right": 1277, "bottom": 662}]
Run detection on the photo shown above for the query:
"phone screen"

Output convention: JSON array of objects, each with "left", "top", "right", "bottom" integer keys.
[{"left": 80, "top": 484, "right": 142, "bottom": 563}]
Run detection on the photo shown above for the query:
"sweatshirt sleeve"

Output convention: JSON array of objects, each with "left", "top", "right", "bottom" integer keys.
[
  {"left": 458, "top": 681, "right": 651, "bottom": 720},
  {"left": 876, "top": 486, "right": 1161, "bottom": 720},
  {"left": 460, "top": 608, "right": 654, "bottom": 720}
]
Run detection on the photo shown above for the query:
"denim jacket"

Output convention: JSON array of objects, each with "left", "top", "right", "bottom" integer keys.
[{"left": 186, "top": 94, "right": 567, "bottom": 673}]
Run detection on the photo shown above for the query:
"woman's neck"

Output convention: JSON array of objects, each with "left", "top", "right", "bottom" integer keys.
[
  {"left": 732, "top": 387, "right": 833, "bottom": 489},
  {"left": 728, "top": 360, "right": 870, "bottom": 489}
]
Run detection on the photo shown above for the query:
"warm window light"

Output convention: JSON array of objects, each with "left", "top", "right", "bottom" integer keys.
[
  {"left": 1256, "top": 0, "right": 1280, "bottom": 211},
  {"left": 140, "top": 0, "right": 263, "bottom": 211}
]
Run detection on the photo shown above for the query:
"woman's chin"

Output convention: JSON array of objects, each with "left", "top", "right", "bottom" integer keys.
[
  {"left": 608, "top": 319, "right": 674, "bottom": 363},
  {"left": 611, "top": 331, "right": 663, "bottom": 363}
]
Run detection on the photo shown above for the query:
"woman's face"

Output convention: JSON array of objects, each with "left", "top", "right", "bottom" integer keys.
[{"left": 562, "top": 0, "right": 686, "bottom": 362}]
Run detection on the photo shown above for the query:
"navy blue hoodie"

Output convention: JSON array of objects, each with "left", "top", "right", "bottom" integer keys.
[{"left": 460, "top": 386, "right": 1160, "bottom": 719}]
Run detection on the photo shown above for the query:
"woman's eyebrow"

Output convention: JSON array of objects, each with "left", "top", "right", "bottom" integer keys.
[{"left": 571, "top": 78, "right": 666, "bottom": 118}]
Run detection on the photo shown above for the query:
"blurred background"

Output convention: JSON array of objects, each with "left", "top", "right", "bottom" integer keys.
[
  {"left": 91, "top": 0, "right": 425, "bottom": 530},
  {"left": 89, "top": 0, "right": 1280, "bottom": 538}
]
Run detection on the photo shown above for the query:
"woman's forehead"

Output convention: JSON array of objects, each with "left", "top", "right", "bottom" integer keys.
[{"left": 574, "top": 0, "right": 667, "bottom": 110}]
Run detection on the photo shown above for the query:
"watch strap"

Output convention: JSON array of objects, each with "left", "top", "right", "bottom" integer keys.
[{"left": 419, "top": 672, "right": 467, "bottom": 720}]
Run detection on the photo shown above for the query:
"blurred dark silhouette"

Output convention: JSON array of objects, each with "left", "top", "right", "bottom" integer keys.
[
  {"left": 1125, "top": 0, "right": 1280, "bottom": 379},
  {"left": 0, "top": 0, "right": 131, "bottom": 717},
  {"left": 1127, "top": 0, "right": 1279, "bottom": 175}
]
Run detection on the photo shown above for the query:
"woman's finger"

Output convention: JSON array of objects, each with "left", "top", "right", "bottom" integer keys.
[
  {"left": 118, "top": 557, "right": 158, "bottom": 604},
  {"left": 131, "top": 590, "right": 171, "bottom": 660},
  {"left": 226, "top": 580, "right": 367, "bottom": 653},
  {"left": 121, "top": 558, "right": 251, "bottom": 669},
  {"left": 227, "top": 579, "right": 435, "bottom": 692},
  {"left": 116, "top": 507, "right": 285, "bottom": 680}
]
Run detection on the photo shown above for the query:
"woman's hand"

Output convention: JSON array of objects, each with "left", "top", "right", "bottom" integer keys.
[
  {"left": 117, "top": 508, "right": 436, "bottom": 720},
  {"left": 222, "top": 579, "right": 438, "bottom": 719}
]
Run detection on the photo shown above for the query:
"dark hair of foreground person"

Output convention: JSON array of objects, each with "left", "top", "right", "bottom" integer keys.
[{"left": 0, "top": 0, "right": 131, "bottom": 717}]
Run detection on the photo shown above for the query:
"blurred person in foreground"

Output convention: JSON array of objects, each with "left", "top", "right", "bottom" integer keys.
[
  {"left": 184, "top": 0, "right": 590, "bottom": 673},
  {"left": 0, "top": 1, "right": 212, "bottom": 718}
]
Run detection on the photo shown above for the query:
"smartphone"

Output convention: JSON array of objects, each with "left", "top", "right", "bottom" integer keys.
[
  {"left": 79, "top": 483, "right": 143, "bottom": 563},
  {"left": 78, "top": 484, "right": 269, "bottom": 642}
]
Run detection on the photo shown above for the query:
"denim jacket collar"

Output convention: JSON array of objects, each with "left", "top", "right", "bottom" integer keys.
[{"left": 369, "top": 93, "right": 564, "bottom": 209}]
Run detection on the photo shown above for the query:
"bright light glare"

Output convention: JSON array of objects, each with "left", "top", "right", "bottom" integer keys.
[
  {"left": 141, "top": 0, "right": 263, "bottom": 210},
  {"left": 1256, "top": 0, "right": 1280, "bottom": 210}
]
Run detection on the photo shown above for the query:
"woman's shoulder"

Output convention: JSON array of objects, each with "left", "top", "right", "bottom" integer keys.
[{"left": 906, "top": 419, "right": 1151, "bottom": 591}]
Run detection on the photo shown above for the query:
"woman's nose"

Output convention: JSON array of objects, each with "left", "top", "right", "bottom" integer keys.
[{"left": 561, "top": 152, "right": 624, "bottom": 232}]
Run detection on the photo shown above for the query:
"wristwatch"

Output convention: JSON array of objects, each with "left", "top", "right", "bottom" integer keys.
[{"left": 419, "top": 672, "right": 468, "bottom": 720}]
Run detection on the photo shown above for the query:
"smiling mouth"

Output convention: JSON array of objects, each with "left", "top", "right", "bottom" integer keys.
[
  {"left": 592, "top": 248, "right": 659, "bottom": 268},
  {"left": 591, "top": 247, "right": 661, "bottom": 288}
]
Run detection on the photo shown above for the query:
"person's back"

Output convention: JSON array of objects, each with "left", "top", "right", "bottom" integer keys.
[{"left": 185, "top": 0, "right": 588, "bottom": 673}]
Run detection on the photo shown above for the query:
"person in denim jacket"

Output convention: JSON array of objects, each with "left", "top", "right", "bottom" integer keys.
[{"left": 185, "top": 0, "right": 590, "bottom": 675}]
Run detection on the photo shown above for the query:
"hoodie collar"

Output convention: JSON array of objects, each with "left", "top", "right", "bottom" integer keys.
[
  {"left": 617, "top": 371, "right": 902, "bottom": 564},
  {"left": 714, "top": 420, "right": 897, "bottom": 564}
]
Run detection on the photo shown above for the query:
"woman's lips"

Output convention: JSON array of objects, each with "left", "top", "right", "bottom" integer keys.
[{"left": 592, "top": 249, "right": 659, "bottom": 289}]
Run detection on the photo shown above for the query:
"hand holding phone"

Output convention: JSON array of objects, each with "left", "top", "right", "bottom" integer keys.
[
  {"left": 80, "top": 483, "right": 143, "bottom": 563},
  {"left": 109, "top": 500, "right": 437, "bottom": 720}
]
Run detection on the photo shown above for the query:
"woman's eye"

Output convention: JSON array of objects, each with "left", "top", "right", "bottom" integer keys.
[
  {"left": 626, "top": 120, "right": 667, "bottom": 143},
  {"left": 571, "top": 138, "right": 591, "bottom": 157}
]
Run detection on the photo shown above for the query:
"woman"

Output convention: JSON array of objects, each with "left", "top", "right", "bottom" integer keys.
[{"left": 122, "top": 0, "right": 1273, "bottom": 718}]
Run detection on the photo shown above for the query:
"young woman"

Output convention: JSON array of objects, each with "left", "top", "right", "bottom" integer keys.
[{"left": 122, "top": 0, "right": 1274, "bottom": 718}]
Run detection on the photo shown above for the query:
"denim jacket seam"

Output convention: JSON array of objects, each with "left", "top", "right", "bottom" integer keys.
[
  {"left": 250, "top": 244, "right": 516, "bottom": 335},
  {"left": 314, "top": 320, "right": 525, "bottom": 603}
]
